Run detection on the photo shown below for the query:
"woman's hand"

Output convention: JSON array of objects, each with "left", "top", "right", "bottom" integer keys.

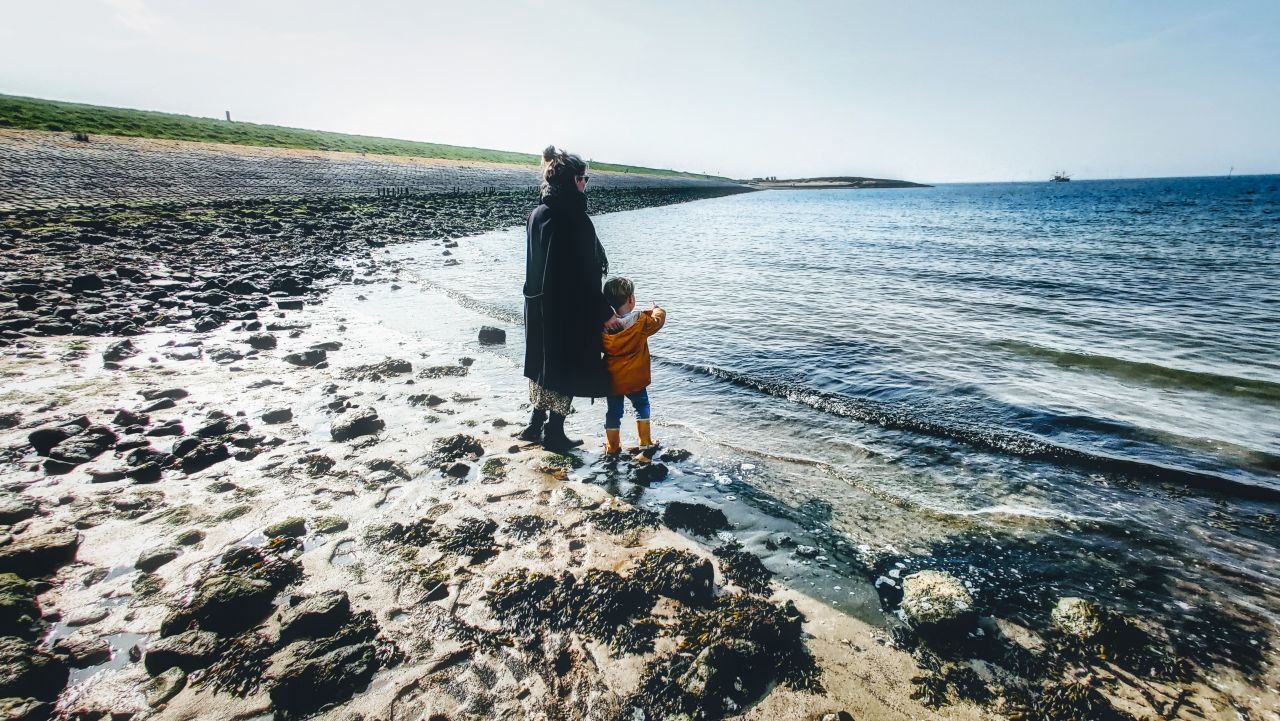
[{"left": 603, "top": 314, "right": 623, "bottom": 332}]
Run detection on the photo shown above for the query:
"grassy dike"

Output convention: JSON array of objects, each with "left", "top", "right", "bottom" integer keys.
[{"left": 0, "top": 94, "right": 723, "bottom": 180}]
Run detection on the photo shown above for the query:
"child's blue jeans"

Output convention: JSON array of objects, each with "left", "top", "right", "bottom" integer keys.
[{"left": 605, "top": 390, "right": 650, "bottom": 429}]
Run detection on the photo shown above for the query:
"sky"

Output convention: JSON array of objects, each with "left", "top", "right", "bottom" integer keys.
[{"left": 2, "top": 1, "right": 1278, "bottom": 183}]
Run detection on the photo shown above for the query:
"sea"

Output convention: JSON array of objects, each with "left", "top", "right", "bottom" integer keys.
[{"left": 337, "top": 175, "right": 1280, "bottom": 682}]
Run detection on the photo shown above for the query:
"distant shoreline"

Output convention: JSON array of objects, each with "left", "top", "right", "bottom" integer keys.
[{"left": 744, "top": 176, "right": 932, "bottom": 189}]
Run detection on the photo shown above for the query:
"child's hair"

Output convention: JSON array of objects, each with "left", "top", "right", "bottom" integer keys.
[{"left": 603, "top": 277, "right": 634, "bottom": 310}]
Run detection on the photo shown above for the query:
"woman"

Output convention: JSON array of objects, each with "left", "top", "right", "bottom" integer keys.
[{"left": 519, "top": 146, "right": 620, "bottom": 452}]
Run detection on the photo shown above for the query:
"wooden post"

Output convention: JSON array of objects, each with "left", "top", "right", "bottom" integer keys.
[{"left": 225, "top": 111, "right": 231, "bottom": 122}]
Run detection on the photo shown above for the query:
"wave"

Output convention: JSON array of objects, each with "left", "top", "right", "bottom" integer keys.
[
  {"left": 996, "top": 340, "right": 1280, "bottom": 404},
  {"left": 664, "top": 359, "right": 1280, "bottom": 502}
]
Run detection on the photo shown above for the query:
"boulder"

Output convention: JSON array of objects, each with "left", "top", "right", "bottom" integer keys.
[
  {"left": 0, "top": 574, "right": 41, "bottom": 640},
  {"left": 47, "top": 426, "right": 117, "bottom": 466},
  {"left": 1051, "top": 597, "right": 1106, "bottom": 641},
  {"left": 261, "top": 407, "right": 293, "bottom": 425},
  {"left": 27, "top": 418, "right": 89, "bottom": 455},
  {"left": 144, "top": 629, "right": 219, "bottom": 674},
  {"left": 279, "top": 591, "right": 352, "bottom": 643},
  {"left": 51, "top": 634, "right": 109, "bottom": 667},
  {"left": 0, "top": 635, "right": 68, "bottom": 700},
  {"left": 0, "top": 494, "right": 37, "bottom": 525},
  {"left": 477, "top": 326, "right": 506, "bottom": 344},
  {"left": 247, "top": 333, "right": 277, "bottom": 350},
  {"left": 0, "top": 532, "right": 79, "bottom": 578},
  {"left": 139, "top": 388, "right": 189, "bottom": 402},
  {"left": 899, "top": 570, "right": 977, "bottom": 637},
  {"left": 179, "top": 441, "right": 230, "bottom": 474},
  {"left": 264, "top": 517, "right": 306, "bottom": 539},
  {"left": 269, "top": 640, "right": 378, "bottom": 716},
  {"left": 284, "top": 349, "right": 326, "bottom": 367},
  {"left": 102, "top": 339, "right": 137, "bottom": 363},
  {"left": 330, "top": 408, "right": 384, "bottom": 442},
  {"left": 136, "top": 546, "right": 181, "bottom": 573},
  {"left": 163, "top": 573, "right": 276, "bottom": 637}
]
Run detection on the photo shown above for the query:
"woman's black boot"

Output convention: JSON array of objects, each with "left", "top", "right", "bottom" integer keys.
[
  {"left": 541, "top": 412, "right": 582, "bottom": 453},
  {"left": 517, "top": 409, "right": 547, "bottom": 443}
]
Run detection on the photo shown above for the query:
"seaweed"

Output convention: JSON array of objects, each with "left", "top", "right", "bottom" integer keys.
[
  {"left": 202, "top": 631, "right": 273, "bottom": 697},
  {"left": 368, "top": 518, "right": 435, "bottom": 547},
  {"left": 436, "top": 517, "right": 498, "bottom": 561},
  {"left": 585, "top": 506, "right": 660, "bottom": 534},
  {"left": 713, "top": 540, "right": 774, "bottom": 594},
  {"left": 662, "top": 501, "right": 730, "bottom": 537},
  {"left": 630, "top": 548, "right": 714, "bottom": 604},
  {"left": 503, "top": 514, "right": 555, "bottom": 541}
]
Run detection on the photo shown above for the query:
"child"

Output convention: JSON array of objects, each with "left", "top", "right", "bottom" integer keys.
[{"left": 601, "top": 277, "right": 666, "bottom": 455}]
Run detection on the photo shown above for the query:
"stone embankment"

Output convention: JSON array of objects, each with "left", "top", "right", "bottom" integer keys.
[{"left": 0, "top": 129, "right": 742, "bottom": 211}]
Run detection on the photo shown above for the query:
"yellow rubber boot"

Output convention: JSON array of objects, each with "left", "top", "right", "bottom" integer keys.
[
  {"left": 604, "top": 428, "right": 622, "bottom": 455},
  {"left": 636, "top": 419, "right": 654, "bottom": 448}
]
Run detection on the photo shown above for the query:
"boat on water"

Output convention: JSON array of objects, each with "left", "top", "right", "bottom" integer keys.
[{"left": 1051, "top": 171, "right": 1071, "bottom": 182}]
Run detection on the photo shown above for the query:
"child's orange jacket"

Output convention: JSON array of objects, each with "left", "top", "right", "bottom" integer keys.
[{"left": 601, "top": 308, "right": 666, "bottom": 396}]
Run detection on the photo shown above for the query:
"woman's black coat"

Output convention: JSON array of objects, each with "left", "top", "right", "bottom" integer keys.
[{"left": 523, "top": 191, "right": 614, "bottom": 399}]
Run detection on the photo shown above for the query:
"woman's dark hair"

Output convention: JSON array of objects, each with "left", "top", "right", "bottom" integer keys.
[{"left": 540, "top": 145, "right": 587, "bottom": 199}]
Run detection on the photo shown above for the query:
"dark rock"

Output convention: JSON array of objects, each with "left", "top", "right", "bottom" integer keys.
[
  {"left": 112, "top": 409, "right": 149, "bottom": 427},
  {"left": 141, "top": 398, "right": 178, "bottom": 413},
  {"left": 169, "top": 436, "right": 201, "bottom": 457},
  {"left": 247, "top": 333, "right": 277, "bottom": 350},
  {"left": 194, "top": 417, "right": 231, "bottom": 438},
  {"left": 444, "top": 462, "right": 470, "bottom": 478},
  {"left": 86, "top": 469, "right": 127, "bottom": 483},
  {"left": 0, "top": 532, "right": 79, "bottom": 578},
  {"left": 47, "top": 426, "right": 117, "bottom": 466},
  {"left": 261, "top": 407, "right": 293, "bottom": 425},
  {"left": 311, "top": 341, "right": 342, "bottom": 351},
  {"left": 144, "top": 629, "right": 219, "bottom": 674},
  {"left": 477, "top": 326, "right": 506, "bottom": 344},
  {"left": 179, "top": 442, "right": 230, "bottom": 474},
  {"left": 163, "top": 573, "right": 276, "bottom": 637},
  {"left": 264, "top": 517, "right": 306, "bottom": 539},
  {"left": 279, "top": 591, "right": 351, "bottom": 644},
  {"left": 269, "top": 640, "right": 378, "bottom": 716},
  {"left": 136, "top": 546, "right": 181, "bottom": 573},
  {"left": 0, "top": 574, "right": 41, "bottom": 640},
  {"left": 174, "top": 529, "right": 205, "bottom": 546},
  {"left": 41, "top": 458, "right": 77, "bottom": 476},
  {"left": 28, "top": 418, "right": 88, "bottom": 455},
  {"left": 70, "top": 274, "right": 104, "bottom": 292},
  {"left": 127, "top": 462, "right": 164, "bottom": 483},
  {"left": 284, "top": 349, "right": 326, "bottom": 367},
  {"left": 0, "top": 636, "right": 68, "bottom": 700},
  {"left": 662, "top": 502, "right": 731, "bottom": 537},
  {"left": 330, "top": 408, "right": 384, "bottom": 442},
  {"left": 140, "top": 388, "right": 189, "bottom": 402},
  {"left": 407, "top": 393, "right": 445, "bottom": 407},
  {"left": 102, "top": 339, "right": 137, "bottom": 363},
  {"left": 0, "top": 494, "right": 37, "bottom": 525},
  {"left": 277, "top": 299, "right": 305, "bottom": 310}
]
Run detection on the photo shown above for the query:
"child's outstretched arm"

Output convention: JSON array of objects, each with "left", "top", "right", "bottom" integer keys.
[{"left": 644, "top": 305, "right": 667, "bottom": 336}]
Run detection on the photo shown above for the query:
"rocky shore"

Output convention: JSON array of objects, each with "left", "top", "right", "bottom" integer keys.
[{"left": 0, "top": 190, "right": 1275, "bottom": 721}]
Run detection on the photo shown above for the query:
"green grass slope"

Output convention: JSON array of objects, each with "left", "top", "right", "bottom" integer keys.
[{"left": 0, "top": 94, "right": 723, "bottom": 180}]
